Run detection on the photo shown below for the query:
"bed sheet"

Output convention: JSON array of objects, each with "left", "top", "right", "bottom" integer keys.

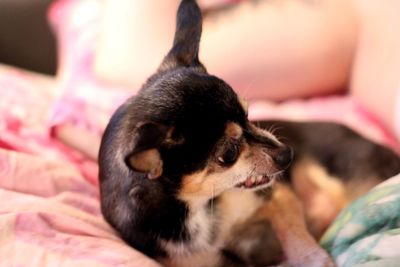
[
  {"left": 1, "top": 0, "right": 399, "bottom": 266},
  {"left": 1, "top": 62, "right": 399, "bottom": 267},
  {"left": 0, "top": 64, "right": 160, "bottom": 267}
]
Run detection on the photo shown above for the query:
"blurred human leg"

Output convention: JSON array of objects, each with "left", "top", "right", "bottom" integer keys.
[
  {"left": 95, "top": 0, "right": 357, "bottom": 100},
  {"left": 201, "top": 0, "right": 357, "bottom": 100},
  {"left": 350, "top": 0, "right": 400, "bottom": 137}
]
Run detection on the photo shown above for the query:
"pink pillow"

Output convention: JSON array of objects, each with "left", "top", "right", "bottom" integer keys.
[{"left": 48, "top": 0, "right": 131, "bottom": 136}]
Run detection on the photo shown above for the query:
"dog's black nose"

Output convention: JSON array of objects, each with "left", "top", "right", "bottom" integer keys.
[{"left": 274, "top": 146, "right": 293, "bottom": 169}]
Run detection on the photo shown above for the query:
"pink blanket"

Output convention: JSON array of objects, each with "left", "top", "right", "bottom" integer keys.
[
  {"left": 0, "top": 62, "right": 398, "bottom": 267},
  {"left": 0, "top": 0, "right": 398, "bottom": 266},
  {"left": 0, "top": 65, "right": 161, "bottom": 267}
]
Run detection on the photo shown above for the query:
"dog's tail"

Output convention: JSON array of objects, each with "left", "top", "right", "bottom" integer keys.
[{"left": 160, "top": 0, "right": 204, "bottom": 71}]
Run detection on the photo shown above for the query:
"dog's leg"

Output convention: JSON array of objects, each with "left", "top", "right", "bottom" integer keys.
[
  {"left": 290, "top": 158, "right": 349, "bottom": 238},
  {"left": 258, "top": 183, "right": 335, "bottom": 267}
]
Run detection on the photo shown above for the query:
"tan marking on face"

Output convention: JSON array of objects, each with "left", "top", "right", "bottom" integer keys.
[
  {"left": 179, "top": 144, "right": 250, "bottom": 204},
  {"left": 225, "top": 122, "right": 243, "bottom": 140},
  {"left": 178, "top": 143, "right": 278, "bottom": 206},
  {"left": 178, "top": 123, "right": 287, "bottom": 206}
]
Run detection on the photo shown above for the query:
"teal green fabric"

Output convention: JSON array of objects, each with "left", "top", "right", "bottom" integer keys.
[{"left": 321, "top": 174, "right": 400, "bottom": 267}]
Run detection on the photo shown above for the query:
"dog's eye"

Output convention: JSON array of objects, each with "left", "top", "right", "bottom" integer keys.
[{"left": 218, "top": 143, "right": 240, "bottom": 165}]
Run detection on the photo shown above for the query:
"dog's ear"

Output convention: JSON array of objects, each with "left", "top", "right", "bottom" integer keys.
[
  {"left": 126, "top": 122, "right": 169, "bottom": 179},
  {"left": 159, "top": 0, "right": 206, "bottom": 72}
]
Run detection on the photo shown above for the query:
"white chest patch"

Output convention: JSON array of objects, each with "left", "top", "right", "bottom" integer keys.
[
  {"left": 160, "top": 190, "right": 265, "bottom": 267},
  {"left": 160, "top": 204, "right": 214, "bottom": 256}
]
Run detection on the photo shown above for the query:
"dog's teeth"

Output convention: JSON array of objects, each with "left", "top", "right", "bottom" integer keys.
[
  {"left": 256, "top": 175, "right": 263, "bottom": 182},
  {"left": 251, "top": 177, "right": 256, "bottom": 184},
  {"left": 245, "top": 178, "right": 253, "bottom": 187}
]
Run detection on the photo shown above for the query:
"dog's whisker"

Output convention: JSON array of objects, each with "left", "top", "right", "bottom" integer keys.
[
  {"left": 267, "top": 124, "right": 283, "bottom": 136},
  {"left": 277, "top": 136, "right": 290, "bottom": 143},
  {"left": 211, "top": 184, "right": 215, "bottom": 220}
]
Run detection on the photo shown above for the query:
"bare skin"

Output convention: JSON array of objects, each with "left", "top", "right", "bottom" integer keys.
[
  {"left": 201, "top": 0, "right": 356, "bottom": 101},
  {"left": 94, "top": 0, "right": 400, "bottom": 138},
  {"left": 350, "top": 0, "right": 400, "bottom": 133}
]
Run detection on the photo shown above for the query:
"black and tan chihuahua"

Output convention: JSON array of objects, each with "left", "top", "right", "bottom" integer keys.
[{"left": 99, "top": 1, "right": 400, "bottom": 266}]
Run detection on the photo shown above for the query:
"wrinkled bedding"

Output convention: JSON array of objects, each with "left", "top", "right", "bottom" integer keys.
[
  {"left": 0, "top": 62, "right": 399, "bottom": 267},
  {"left": 0, "top": 0, "right": 399, "bottom": 266},
  {"left": 0, "top": 64, "right": 160, "bottom": 267}
]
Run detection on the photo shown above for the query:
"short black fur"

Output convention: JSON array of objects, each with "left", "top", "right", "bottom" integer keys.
[{"left": 99, "top": 0, "right": 247, "bottom": 258}]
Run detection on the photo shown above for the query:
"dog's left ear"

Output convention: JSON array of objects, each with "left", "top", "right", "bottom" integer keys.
[
  {"left": 158, "top": 0, "right": 206, "bottom": 72},
  {"left": 126, "top": 122, "right": 169, "bottom": 179}
]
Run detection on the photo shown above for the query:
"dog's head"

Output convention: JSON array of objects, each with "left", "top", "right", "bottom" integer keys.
[{"left": 100, "top": 0, "right": 292, "bottom": 205}]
